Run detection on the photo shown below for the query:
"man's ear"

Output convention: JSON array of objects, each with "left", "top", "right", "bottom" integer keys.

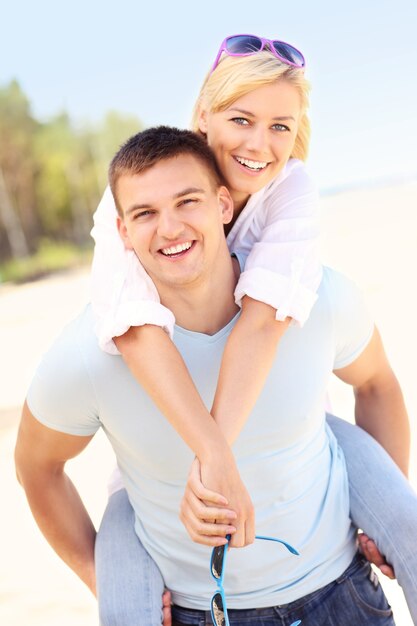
[
  {"left": 198, "top": 107, "right": 208, "bottom": 135},
  {"left": 218, "top": 186, "right": 234, "bottom": 224},
  {"left": 117, "top": 215, "right": 134, "bottom": 250}
]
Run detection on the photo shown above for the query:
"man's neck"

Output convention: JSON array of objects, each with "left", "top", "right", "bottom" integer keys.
[{"left": 155, "top": 255, "right": 240, "bottom": 335}]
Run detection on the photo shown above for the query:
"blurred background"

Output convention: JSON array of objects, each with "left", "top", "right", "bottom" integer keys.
[
  {"left": 1, "top": 0, "right": 416, "bottom": 624},
  {"left": 1, "top": 0, "right": 416, "bottom": 281}
]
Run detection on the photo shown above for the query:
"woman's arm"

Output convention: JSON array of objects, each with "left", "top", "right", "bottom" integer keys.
[
  {"left": 210, "top": 296, "right": 290, "bottom": 443},
  {"left": 182, "top": 163, "right": 323, "bottom": 544},
  {"left": 115, "top": 325, "right": 255, "bottom": 548},
  {"left": 212, "top": 162, "right": 321, "bottom": 442}
]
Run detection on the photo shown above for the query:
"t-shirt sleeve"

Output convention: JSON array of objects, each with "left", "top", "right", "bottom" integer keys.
[
  {"left": 26, "top": 320, "right": 101, "bottom": 436},
  {"left": 234, "top": 161, "right": 322, "bottom": 327},
  {"left": 90, "top": 186, "right": 176, "bottom": 355},
  {"left": 329, "top": 271, "right": 375, "bottom": 370}
]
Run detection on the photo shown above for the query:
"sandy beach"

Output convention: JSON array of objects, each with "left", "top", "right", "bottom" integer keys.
[{"left": 1, "top": 180, "right": 416, "bottom": 625}]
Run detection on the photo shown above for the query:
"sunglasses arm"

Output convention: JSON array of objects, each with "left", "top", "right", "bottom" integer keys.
[{"left": 255, "top": 535, "right": 300, "bottom": 556}]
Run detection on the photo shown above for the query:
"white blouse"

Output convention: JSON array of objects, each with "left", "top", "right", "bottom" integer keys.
[{"left": 90, "top": 158, "right": 322, "bottom": 355}]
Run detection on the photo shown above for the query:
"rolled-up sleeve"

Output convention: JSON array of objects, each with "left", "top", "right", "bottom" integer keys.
[
  {"left": 233, "top": 160, "right": 322, "bottom": 326},
  {"left": 90, "top": 186, "right": 176, "bottom": 354}
]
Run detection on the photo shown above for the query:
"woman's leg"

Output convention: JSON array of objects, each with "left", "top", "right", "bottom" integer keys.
[
  {"left": 327, "top": 414, "right": 417, "bottom": 624},
  {"left": 95, "top": 488, "right": 165, "bottom": 626}
]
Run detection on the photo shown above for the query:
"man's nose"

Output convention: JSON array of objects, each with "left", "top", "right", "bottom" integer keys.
[{"left": 156, "top": 209, "right": 184, "bottom": 239}]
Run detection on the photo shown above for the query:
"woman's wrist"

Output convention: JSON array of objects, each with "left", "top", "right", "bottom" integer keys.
[{"left": 196, "top": 429, "right": 233, "bottom": 464}]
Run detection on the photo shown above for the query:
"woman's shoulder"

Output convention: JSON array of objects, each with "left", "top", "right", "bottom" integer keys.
[
  {"left": 268, "top": 159, "right": 311, "bottom": 188},
  {"left": 260, "top": 159, "right": 318, "bottom": 213}
]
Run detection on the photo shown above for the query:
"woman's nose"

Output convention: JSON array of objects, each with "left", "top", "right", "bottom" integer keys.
[{"left": 244, "top": 126, "right": 269, "bottom": 154}]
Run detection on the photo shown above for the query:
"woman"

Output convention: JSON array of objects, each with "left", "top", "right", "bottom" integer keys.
[{"left": 92, "top": 35, "right": 417, "bottom": 624}]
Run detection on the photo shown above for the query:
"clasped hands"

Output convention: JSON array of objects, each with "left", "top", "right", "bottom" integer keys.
[{"left": 179, "top": 452, "right": 395, "bottom": 579}]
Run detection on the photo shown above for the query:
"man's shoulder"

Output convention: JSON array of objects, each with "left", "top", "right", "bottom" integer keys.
[
  {"left": 318, "top": 267, "right": 374, "bottom": 366},
  {"left": 319, "top": 266, "right": 364, "bottom": 303},
  {"left": 320, "top": 265, "right": 351, "bottom": 287},
  {"left": 311, "top": 266, "right": 371, "bottom": 332},
  {"left": 36, "top": 305, "right": 104, "bottom": 381},
  {"left": 51, "top": 304, "right": 97, "bottom": 354},
  {"left": 26, "top": 305, "right": 103, "bottom": 435}
]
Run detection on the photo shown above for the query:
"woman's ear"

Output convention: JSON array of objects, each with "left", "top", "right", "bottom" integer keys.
[{"left": 117, "top": 215, "right": 134, "bottom": 250}]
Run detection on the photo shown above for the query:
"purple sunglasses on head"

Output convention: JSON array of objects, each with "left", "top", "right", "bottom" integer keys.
[{"left": 210, "top": 34, "right": 305, "bottom": 75}]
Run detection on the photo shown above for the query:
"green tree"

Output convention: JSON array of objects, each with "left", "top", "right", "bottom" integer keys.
[
  {"left": 92, "top": 111, "right": 142, "bottom": 190},
  {"left": 0, "top": 78, "right": 142, "bottom": 268},
  {"left": 0, "top": 80, "right": 37, "bottom": 259}
]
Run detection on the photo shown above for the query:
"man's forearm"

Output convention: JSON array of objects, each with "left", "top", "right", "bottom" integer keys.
[
  {"left": 354, "top": 374, "right": 410, "bottom": 476},
  {"left": 17, "top": 468, "right": 97, "bottom": 593}
]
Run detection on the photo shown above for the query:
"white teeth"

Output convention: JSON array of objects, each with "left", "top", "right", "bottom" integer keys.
[
  {"left": 235, "top": 156, "right": 268, "bottom": 170},
  {"left": 161, "top": 241, "right": 192, "bottom": 256}
]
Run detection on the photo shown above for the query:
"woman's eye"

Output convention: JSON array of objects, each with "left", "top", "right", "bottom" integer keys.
[
  {"left": 272, "top": 123, "right": 290, "bottom": 132},
  {"left": 231, "top": 117, "right": 249, "bottom": 126}
]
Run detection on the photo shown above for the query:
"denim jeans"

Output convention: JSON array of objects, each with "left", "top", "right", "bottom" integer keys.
[
  {"left": 95, "top": 488, "right": 165, "bottom": 626},
  {"left": 171, "top": 554, "right": 394, "bottom": 625},
  {"left": 327, "top": 415, "right": 417, "bottom": 623},
  {"left": 95, "top": 415, "right": 417, "bottom": 625}
]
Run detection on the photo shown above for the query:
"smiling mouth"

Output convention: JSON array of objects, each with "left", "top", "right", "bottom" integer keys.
[
  {"left": 159, "top": 241, "right": 194, "bottom": 258},
  {"left": 234, "top": 156, "right": 269, "bottom": 171}
]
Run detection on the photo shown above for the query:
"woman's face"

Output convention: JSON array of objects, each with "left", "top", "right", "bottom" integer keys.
[{"left": 198, "top": 80, "right": 302, "bottom": 213}]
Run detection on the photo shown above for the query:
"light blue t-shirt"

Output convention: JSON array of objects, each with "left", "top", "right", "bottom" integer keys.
[{"left": 27, "top": 267, "right": 374, "bottom": 609}]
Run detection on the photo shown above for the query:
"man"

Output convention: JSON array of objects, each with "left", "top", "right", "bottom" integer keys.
[{"left": 15, "top": 127, "right": 407, "bottom": 625}]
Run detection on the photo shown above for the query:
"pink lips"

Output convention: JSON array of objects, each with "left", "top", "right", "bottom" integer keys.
[{"left": 233, "top": 156, "right": 269, "bottom": 176}]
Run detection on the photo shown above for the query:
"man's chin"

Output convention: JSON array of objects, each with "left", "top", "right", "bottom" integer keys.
[{"left": 149, "top": 269, "right": 203, "bottom": 291}]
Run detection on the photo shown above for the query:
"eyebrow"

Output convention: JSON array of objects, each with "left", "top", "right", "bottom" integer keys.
[
  {"left": 228, "top": 107, "right": 296, "bottom": 122},
  {"left": 125, "top": 187, "right": 206, "bottom": 215},
  {"left": 173, "top": 187, "right": 205, "bottom": 199}
]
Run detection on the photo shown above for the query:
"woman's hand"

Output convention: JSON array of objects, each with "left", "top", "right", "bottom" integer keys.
[{"left": 180, "top": 457, "right": 255, "bottom": 548}]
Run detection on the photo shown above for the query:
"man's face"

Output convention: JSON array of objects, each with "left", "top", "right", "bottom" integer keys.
[{"left": 117, "top": 154, "right": 233, "bottom": 291}]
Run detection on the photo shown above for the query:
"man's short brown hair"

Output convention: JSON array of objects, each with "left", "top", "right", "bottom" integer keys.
[{"left": 109, "top": 126, "right": 225, "bottom": 215}]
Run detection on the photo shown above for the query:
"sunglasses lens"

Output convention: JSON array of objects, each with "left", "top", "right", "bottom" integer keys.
[
  {"left": 211, "top": 592, "right": 227, "bottom": 626},
  {"left": 272, "top": 41, "right": 305, "bottom": 67},
  {"left": 211, "top": 544, "right": 226, "bottom": 579},
  {"left": 225, "top": 35, "right": 263, "bottom": 55}
]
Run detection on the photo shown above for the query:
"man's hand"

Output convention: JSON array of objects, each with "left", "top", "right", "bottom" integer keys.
[
  {"left": 180, "top": 457, "right": 254, "bottom": 548},
  {"left": 357, "top": 532, "right": 395, "bottom": 579},
  {"left": 162, "top": 590, "right": 172, "bottom": 626}
]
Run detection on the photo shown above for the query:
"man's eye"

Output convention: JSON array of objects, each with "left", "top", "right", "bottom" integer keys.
[
  {"left": 180, "top": 198, "right": 198, "bottom": 206},
  {"left": 133, "top": 210, "right": 153, "bottom": 219},
  {"left": 231, "top": 117, "right": 249, "bottom": 126}
]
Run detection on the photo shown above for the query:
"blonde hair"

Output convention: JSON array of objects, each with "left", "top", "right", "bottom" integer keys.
[{"left": 191, "top": 51, "right": 311, "bottom": 161}]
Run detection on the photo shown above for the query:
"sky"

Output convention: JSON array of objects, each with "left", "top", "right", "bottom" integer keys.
[{"left": 2, "top": 0, "right": 417, "bottom": 189}]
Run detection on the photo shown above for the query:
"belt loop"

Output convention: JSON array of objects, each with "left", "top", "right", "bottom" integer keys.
[{"left": 204, "top": 609, "right": 214, "bottom": 625}]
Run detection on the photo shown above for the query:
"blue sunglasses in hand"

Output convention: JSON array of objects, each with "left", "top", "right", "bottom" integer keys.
[{"left": 210, "top": 534, "right": 302, "bottom": 626}]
